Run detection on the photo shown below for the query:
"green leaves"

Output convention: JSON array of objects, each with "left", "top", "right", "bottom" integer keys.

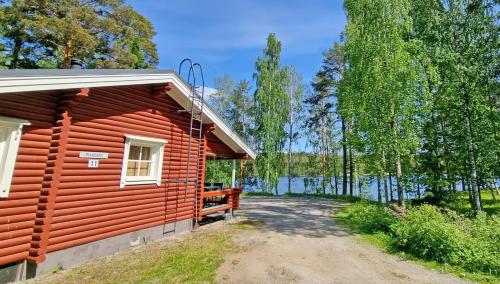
[
  {"left": 0, "top": 0, "right": 158, "bottom": 68},
  {"left": 253, "top": 33, "right": 290, "bottom": 193}
]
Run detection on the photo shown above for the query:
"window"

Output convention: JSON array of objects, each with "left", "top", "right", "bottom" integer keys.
[
  {"left": 120, "top": 134, "right": 166, "bottom": 188},
  {"left": 0, "top": 116, "right": 30, "bottom": 198}
]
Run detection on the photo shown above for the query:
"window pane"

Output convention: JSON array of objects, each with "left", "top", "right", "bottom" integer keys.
[
  {"left": 141, "top": 146, "right": 151, "bottom": 161},
  {"left": 129, "top": 145, "right": 141, "bottom": 160},
  {"left": 127, "top": 161, "right": 139, "bottom": 176},
  {"left": 139, "top": 161, "right": 151, "bottom": 176}
]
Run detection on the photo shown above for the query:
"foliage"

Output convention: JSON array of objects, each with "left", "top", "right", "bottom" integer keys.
[
  {"left": 0, "top": 0, "right": 158, "bottom": 69},
  {"left": 391, "top": 205, "right": 499, "bottom": 274},
  {"left": 343, "top": 201, "right": 500, "bottom": 277},
  {"left": 204, "top": 159, "right": 235, "bottom": 187},
  {"left": 342, "top": 0, "right": 422, "bottom": 207},
  {"left": 252, "top": 33, "right": 289, "bottom": 193},
  {"left": 346, "top": 202, "right": 397, "bottom": 233},
  {"left": 304, "top": 42, "right": 343, "bottom": 194},
  {"left": 285, "top": 66, "right": 305, "bottom": 193},
  {"left": 205, "top": 75, "right": 253, "bottom": 188}
]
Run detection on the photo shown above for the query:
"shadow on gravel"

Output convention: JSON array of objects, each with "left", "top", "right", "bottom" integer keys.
[{"left": 237, "top": 197, "right": 355, "bottom": 238}]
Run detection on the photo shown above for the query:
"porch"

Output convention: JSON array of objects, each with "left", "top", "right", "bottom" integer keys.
[{"left": 197, "top": 129, "right": 248, "bottom": 221}]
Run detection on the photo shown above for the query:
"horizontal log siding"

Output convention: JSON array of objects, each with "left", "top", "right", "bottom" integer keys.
[
  {"left": 0, "top": 92, "right": 56, "bottom": 266},
  {"left": 45, "top": 85, "right": 203, "bottom": 253}
]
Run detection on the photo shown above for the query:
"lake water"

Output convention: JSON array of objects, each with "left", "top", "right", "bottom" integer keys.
[{"left": 241, "top": 176, "right": 472, "bottom": 202}]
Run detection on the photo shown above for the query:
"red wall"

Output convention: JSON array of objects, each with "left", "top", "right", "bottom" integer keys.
[
  {"left": 0, "top": 91, "right": 57, "bottom": 265},
  {"left": 0, "top": 84, "right": 213, "bottom": 265}
]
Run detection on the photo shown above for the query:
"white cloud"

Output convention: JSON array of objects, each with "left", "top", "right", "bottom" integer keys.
[{"left": 195, "top": 86, "right": 218, "bottom": 99}]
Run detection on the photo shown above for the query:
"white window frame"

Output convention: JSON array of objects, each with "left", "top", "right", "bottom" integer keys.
[
  {"left": 120, "top": 134, "right": 166, "bottom": 188},
  {"left": 0, "top": 116, "right": 30, "bottom": 198}
]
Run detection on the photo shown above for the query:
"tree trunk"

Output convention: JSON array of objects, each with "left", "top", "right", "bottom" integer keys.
[
  {"left": 463, "top": 94, "right": 481, "bottom": 213},
  {"left": 288, "top": 121, "right": 293, "bottom": 194},
  {"left": 395, "top": 153, "right": 404, "bottom": 208},
  {"left": 489, "top": 179, "right": 497, "bottom": 202},
  {"left": 63, "top": 39, "right": 74, "bottom": 69},
  {"left": 332, "top": 148, "right": 339, "bottom": 195},
  {"left": 461, "top": 175, "right": 465, "bottom": 192},
  {"left": 377, "top": 175, "right": 382, "bottom": 203},
  {"left": 349, "top": 145, "right": 354, "bottom": 196},
  {"left": 382, "top": 150, "right": 389, "bottom": 205},
  {"left": 341, "top": 119, "right": 348, "bottom": 195},
  {"left": 321, "top": 138, "right": 327, "bottom": 194},
  {"left": 416, "top": 178, "right": 421, "bottom": 199},
  {"left": 9, "top": 35, "right": 23, "bottom": 69},
  {"left": 440, "top": 117, "right": 454, "bottom": 192},
  {"left": 389, "top": 170, "right": 394, "bottom": 201},
  {"left": 390, "top": 105, "right": 404, "bottom": 208}
]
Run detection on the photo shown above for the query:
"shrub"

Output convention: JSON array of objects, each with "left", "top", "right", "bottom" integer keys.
[
  {"left": 390, "top": 205, "right": 500, "bottom": 274},
  {"left": 390, "top": 205, "right": 466, "bottom": 265},
  {"left": 347, "top": 202, "right": 397, "bottom": 233}
]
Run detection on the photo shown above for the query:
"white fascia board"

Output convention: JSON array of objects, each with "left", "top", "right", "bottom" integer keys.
[
  {"left": 125, "top": 134, "right": 167, "bottom": 145},
  {"left": 0, "top": 73, "right": 257, "bottom": 160},
  {"left": 0, "top": 73, "right": 179, "bottom": 93}
]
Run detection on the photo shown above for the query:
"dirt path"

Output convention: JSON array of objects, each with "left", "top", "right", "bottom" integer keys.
[{"left": 217, "top": 197, "right": 469, "bottom": 284}]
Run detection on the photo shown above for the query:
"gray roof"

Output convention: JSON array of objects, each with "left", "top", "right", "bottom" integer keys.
[{"left": 0, "top": 69, "right": 177, "bottom": 78}]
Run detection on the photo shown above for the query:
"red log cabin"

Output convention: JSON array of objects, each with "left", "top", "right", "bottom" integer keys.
[{"left": 0, "top": 69, "right": 255, "bottom": 281}]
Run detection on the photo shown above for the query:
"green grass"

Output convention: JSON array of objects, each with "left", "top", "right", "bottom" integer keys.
[
  {"left": 241, "top": 191, "right": 275, "bottom": 197},
  {"left": 229, "top": 218, "right": 263, "bottom": 230},
  {"left": 282, "top": 192, "right": 364, "bottom": 202},
  {"left": 445, "top": 191, "right": 499, "bottom": 215},
  {"left": 336, "top": 204, "right": 500, "bottom": 283},
  {"left": 33, "top": 232, "right": 233, "bottom": 284},
  {"left": 139, "top": 234, "right": 231, "bottom": 283},
  {"left": 242, "top": 191, "right": 366, "bottom": 202}
]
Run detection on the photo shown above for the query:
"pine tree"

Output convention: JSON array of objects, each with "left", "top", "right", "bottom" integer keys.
[{"left": 0, "top": 0, "right": 158, "bottom": 69}]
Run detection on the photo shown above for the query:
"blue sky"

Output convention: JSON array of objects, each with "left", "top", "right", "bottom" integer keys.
[{"left": 129, "top": 0, "right": 346, "bottom": 91}]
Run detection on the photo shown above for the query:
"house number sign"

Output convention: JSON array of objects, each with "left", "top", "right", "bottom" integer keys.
[
  {"left": 79, "top": 152, "right": 109, "bottom": 159},
  {"left": 88, "top": 160, "right": 99, "bottom": 168},
  {"left": 80, "top": 152, "right": 108, "bottom": 168}
]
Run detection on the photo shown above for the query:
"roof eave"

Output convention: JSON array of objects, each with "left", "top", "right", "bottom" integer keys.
[{"left": 0, "top": 72, "right": 257, "bottom": 160}]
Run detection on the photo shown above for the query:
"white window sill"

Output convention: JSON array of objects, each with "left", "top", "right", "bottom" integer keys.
[{"left": 122, "top": 179, "right": 160, "bottom": 186}]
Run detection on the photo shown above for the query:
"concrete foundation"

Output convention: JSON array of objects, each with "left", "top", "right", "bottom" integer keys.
[{"left": 1, "top": 219, "right": 192, "bottom": 282}]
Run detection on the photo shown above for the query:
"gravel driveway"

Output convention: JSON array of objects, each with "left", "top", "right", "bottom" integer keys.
[{"left": 216, "top": 197, "right": 469, "bottom": 284}]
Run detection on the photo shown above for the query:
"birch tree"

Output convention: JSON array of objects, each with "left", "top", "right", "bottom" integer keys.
[
  {"left": 253, "top": 33, "right": 289, "bottom": 193},
  {"left": 285, "top": 66, "right": 305, "bottom": 193}
]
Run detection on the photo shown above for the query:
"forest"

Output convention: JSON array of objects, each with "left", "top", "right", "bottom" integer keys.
[
  {"left": 1, "top": 0, "right": 497, "bottom": 213},
  {"left": 204, "top": 0, "right": 498, "bottom": 216}
]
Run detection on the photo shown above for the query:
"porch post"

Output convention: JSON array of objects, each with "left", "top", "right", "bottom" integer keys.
[{"left": 231, "top": 159, "right": 236, "bottom": 188}]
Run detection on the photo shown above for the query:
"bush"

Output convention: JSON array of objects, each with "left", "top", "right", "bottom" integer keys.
[
  {"left": 390, "top": 205, "right": 500, "bottom": 274},
  {"left": 347, "top": 202, "right": 397, "bottom": 233},
  {"left": 390, "top": 205, "right": 466, "bottom": 264}
]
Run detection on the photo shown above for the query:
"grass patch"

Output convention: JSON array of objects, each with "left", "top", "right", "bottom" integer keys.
[
  {"left": 230, "top": 218, "right": 263, "bottom": 230},
  {"left": 445, "top": 191, "right": 499, "bottom": 216},
  {"left": 336, "top": 203, "right": 500, "bottom": 283},
  {"left": 241, "top": 191, "right": 275, "bottom": 197},
  {"left": 242, "top": 191, "right": 365, "bottom": 203},
  {"left": 283, "top": 192, "right": 364, "bottom": 202},
  {"left": 33, "top": 231, "right": 234, "bottom": 284},
  {"left": 140, "top": 234, "right": 231, "bottom": 283}
]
